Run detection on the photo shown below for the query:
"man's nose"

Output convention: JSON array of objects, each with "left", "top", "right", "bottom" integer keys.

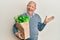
[
  {"left": 28, "top": 7, "right": 31, "bottom": 10},
  {"left": 29, "top": 6, "right": 32, "bottom": 8}
]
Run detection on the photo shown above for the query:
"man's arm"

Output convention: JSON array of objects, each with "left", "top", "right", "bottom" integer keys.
[
  {"left": 35, "top": 14, "right": 46, "bottom": 31},
  {"left": 38, "top": 22, "right": 46, "bottom": 31},
  {"left": 37, "top": 15, "right": 54, "bottom": 31},
  {"left": 13, "top": 24, "right": 24, "bottom": 39},
  {"left": 13, "top": 24, "right": 18, "bottom": 35}
]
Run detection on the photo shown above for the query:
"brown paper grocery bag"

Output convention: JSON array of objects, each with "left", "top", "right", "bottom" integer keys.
[{"left": 16, "top": 22, "right": 30, "bottom": 39}]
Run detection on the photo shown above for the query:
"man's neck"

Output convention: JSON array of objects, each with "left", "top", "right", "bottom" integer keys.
[
  {"left": 28, "top": 13, "right": 33, "bottom": 16},
  {"left": 27, "top": 12, "right": 34, "bottom": 16}
]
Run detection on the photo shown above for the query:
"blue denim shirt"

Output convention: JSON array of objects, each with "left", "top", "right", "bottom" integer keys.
[{"left": 13, "top": 13, "right": 46, "bottom": 40}]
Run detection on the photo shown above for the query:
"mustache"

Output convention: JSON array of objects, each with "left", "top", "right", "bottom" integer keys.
[{"left": 27, "top": 8, "right": 33, "bottom": 11}]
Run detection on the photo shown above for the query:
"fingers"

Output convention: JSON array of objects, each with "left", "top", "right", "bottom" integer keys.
[
  {"left": 49, "top": 16, "right": 54, "bottom": 21},
  {"left": 51, "top": 16, "right": 54, "bottom": 19},
  {"left": 44, "top": 16, "right": 55, "bottom": 23},
  {"left": 45, "top": 16, "right": 47, "bottom": 19},
  {"left": 45, "top": 16, "right": 47, "bottom": 20}
]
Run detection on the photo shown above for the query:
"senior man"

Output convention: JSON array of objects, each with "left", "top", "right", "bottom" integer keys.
[{"left": 13, "top": 1, "right": 54, "bottom": 40}]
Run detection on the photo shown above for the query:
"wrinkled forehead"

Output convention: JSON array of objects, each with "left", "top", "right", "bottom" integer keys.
[{"left": 27, "top": 1, "right": 36, "bottom": 7}]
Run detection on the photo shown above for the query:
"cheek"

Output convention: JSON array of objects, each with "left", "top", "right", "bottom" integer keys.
[
  {"left": 27, "top": 7, "right": 30, "bottom": 10},
  {"left": 32, "top": 8, "right": 35, "bottom": 11}
]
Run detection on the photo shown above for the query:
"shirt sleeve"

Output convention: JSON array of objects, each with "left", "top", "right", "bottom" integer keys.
[
  {"left": 38, "top": 22, "right": 46, "bottom": 31},
  {"left": 13, "top": 24, "right": 18, "bottom": 35},
  {"left": 36, "top": 14, "right": 46, "bottom": 31}
]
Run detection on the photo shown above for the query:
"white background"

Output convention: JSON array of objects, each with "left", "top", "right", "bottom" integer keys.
[{"left": 0, "top": 0, "right": 60, "bottom": 40}]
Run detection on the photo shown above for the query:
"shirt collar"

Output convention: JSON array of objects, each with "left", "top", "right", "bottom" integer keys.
[{"left": 26, "top": 12, "right": 35, "bottom": 18}]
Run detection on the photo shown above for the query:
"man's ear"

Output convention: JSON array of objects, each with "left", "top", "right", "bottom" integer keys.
[
  {"left": 35, "top": 7, "right": 36, "bottom": 10},
  {"left": 27, "top": 4, "right": 28, "bottom": 6},
  {"left": 34, "top": 7, "right": 36, "bottom": 10}
]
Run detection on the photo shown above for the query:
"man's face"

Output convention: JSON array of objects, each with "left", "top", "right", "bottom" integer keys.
[{"left": 27, "top": 2, "right": 36, "bottom": 14}]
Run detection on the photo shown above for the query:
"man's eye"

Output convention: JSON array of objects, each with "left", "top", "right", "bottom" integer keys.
[
  {"left": 32, "top": 7, "right": 34, "bottom": 8},
  {"left": 32, "top": 6, "right": 35, "bottom": 8},
  {"left": 28, "top": 5, "right": 31, "bottom": 7}
]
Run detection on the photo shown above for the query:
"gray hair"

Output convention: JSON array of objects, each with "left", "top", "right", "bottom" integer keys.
[{"left": 27, "top": 1, "right": 36, "bottom": 7}]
